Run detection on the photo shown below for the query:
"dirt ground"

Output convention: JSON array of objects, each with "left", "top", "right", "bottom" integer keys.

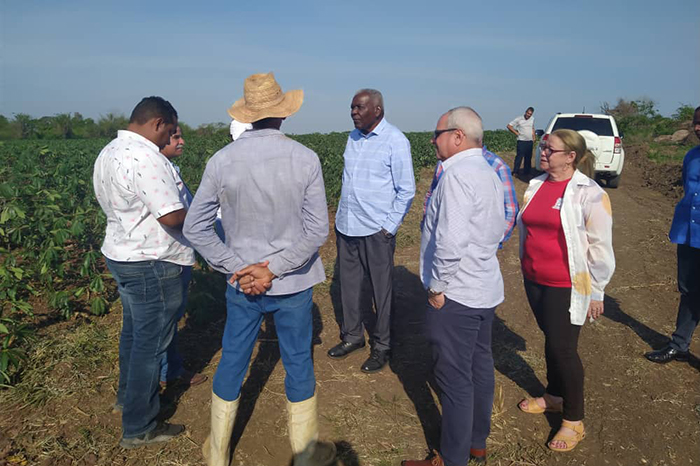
[{"left": 2, "top": 144, "right": 700, "bottom": 466}]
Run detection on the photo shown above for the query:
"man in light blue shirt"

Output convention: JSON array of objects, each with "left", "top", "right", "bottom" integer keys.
[
  {"left": 403, "top": 107, "right": 503, "bottom": 466},
  {"left": 328, "top": 89, "right": 415, "bottom": 373}
]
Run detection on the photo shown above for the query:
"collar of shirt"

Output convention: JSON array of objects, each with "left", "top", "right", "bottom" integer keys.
[
  {"left": 353, "top": 117, "right": 388, "bottom": 139},
  {"left": 442, "top": 147, "right": 483, "bottom": 171},
  {"left": 237, "top": 128, "right": 284, "bottom": 140},
  {"left": 117, "top": 129, "right": 161, "bottom": 153}
]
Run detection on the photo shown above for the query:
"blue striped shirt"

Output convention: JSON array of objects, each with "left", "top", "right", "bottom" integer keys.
[{"left": 335, "top": 118, "right": 416, "bottom": 236}]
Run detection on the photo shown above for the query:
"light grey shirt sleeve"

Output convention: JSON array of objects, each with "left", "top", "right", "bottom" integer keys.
[
  {"left": 428, "top": 172, "right": 474, "bottom": 292},
  {"left": 183, "top": 160, "right": 246, "bottom": 275}
]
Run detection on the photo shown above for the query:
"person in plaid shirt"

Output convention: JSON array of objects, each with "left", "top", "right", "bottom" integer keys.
[{"left": 422, "top": 145, "right": 519, "bottom": 247}]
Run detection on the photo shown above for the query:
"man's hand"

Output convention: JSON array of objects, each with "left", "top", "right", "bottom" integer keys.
[
  {"left": 230, "top": 261, "right": 276, "bottom": 295},
  {"left": 587, "top": 300, "right": 604, "bottom": 321},
  {"left": 428, "top": 291, "right": 445, "bottom": 310}
]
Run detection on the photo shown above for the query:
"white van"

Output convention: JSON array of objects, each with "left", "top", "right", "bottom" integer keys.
[{"left": 535, "top": 113, "right": 625, "bottom": 188}]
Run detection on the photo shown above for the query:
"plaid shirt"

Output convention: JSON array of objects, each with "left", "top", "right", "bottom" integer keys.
[
  {"left": 482, "top": 146, "right": 518, "bottom": 245},
  {"left": 423, "top": 146, "right": 519, "bottom": 246}
]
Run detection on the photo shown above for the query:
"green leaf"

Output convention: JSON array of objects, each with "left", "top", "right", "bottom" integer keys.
[
  {"left": 0, "top": 323, "right": 8, "bottom": 334},
  {"left": 90, "top": 297, "right": 106, "bottom": 315}
]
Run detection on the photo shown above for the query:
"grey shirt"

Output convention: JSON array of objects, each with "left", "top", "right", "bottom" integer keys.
[
  {"left": 183, "top": 129, "right": 329, "bottom": 295},
  {"left": 420, "top": 148, "right": 505, "bottom": 308}
]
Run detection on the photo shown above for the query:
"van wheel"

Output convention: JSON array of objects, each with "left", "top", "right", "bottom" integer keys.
[{"left": 608, "top": 174, "right": 621, "bottom": 188}]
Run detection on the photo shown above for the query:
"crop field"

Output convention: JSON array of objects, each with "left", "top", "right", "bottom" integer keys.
[
  {"left": 0, "top": 131, "right": 515, "bottom": 384},
  {"left": 2, "top": 128, "right": 699, "bottom": 466}
]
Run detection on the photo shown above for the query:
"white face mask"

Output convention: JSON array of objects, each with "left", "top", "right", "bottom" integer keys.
[{"left": 230, "top": 119, "right": 253, "bottom": 141}]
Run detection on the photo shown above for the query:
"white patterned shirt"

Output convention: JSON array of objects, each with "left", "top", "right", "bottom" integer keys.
[
  {"left": 517, "top": 170, "right": 615, "bottom": 325},
  {"left": 93, "top": 130, "right": 195, "bottom": 265}
]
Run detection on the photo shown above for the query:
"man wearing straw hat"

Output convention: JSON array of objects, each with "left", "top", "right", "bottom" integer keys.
[{"left": 184, "top": 72, "right": 335, "bottom": 466}]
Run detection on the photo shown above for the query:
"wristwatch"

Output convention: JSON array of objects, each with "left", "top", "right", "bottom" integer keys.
[{"left": 427, "top": 288, "right": 442, "bottom": 297}]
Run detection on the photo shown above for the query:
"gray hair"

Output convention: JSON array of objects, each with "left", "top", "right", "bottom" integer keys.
[
  {"left": 446, "top": 106, "right": 483, "bottom": 144},
  {"left": 355, "top": 88, "right": 384, "bottom": 109}
]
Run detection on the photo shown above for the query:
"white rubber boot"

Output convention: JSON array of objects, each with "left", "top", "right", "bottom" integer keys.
[
  {"left": 202, "top": 392, "right": 239, "bottom": 466},
  {"left": 287, "top": 394, "right": 336, "bottom": 466}
]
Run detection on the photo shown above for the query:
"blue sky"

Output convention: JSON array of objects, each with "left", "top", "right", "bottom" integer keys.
[{"left": 2, "top": 0, "right": 698, "bottom": 134}]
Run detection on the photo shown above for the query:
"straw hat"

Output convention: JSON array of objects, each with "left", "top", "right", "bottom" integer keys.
[{"left": 227, "top": 72, "right": 304, "bottom": 123}]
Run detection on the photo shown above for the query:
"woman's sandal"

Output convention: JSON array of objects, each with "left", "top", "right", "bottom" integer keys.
[
  {"left": 518, "top": 394, "right": 563, "bottom": 414},
  {"left": 548, "top": 420, "right": 585, "bottom": 452}
]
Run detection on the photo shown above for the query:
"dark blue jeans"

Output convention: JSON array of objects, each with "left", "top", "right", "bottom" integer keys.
[
  {"left": 159, "top": 266, "right": 192, "bottom": 382},
  {"left": 426, "top": 298, "right": 495, "bottom": 466},
  {"left": 213, "top": 286, "right": 315, "bottom": 403},
  {"left": 670, "top": 243, "right": 700, "bottom": 352},
  {"left": 106, "top": 259, "right": 184, "bottom": 438}
]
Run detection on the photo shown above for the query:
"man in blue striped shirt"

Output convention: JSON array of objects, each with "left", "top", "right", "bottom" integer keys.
[{"left": 328, "top": 89, "right": 416, "bottom": 373}]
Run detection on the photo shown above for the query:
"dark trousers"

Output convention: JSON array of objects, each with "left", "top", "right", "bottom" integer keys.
[
  {"left": 513, "top": 140, "right": 534, "bottom": 175},
  {"left": 670, "top": 243, "right": 700, "bottom": 351},
  {"left": 524, "top": 279, "right": 584, "bottom": 421},
  {"left": 426, "top": 298, "right": 495, "bottom": 466},
  {"left": 336, "top": 228, "right": 395, "bottom": 352}
]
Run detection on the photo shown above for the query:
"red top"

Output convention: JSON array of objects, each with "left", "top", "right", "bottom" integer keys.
[{"left": 521, "top": 177, "right": 572, "bottom": 287}]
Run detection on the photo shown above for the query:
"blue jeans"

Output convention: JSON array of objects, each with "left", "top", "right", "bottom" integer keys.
[
  {"left": 106, "top": 259, "right": 185, "bottom": 438},
  {"left": 426, "top": 298, "right": 495, "bottom": 466},
  {"left": 159, "top": 266, "right": 192, "bottom": 382},
  {"left": 670, "top": 244, "right": 700, "bottom": 351},
  {"left": 213, "top": 286, "right": 315, "bottom": 403}
]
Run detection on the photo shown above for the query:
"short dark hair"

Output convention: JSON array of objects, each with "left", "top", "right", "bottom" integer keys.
[
  {"left": 526, "top": 107, "right": 535, "bottom": 113},
  {"left": 129, "top": 96, "right": 178, "bottom": 125}
]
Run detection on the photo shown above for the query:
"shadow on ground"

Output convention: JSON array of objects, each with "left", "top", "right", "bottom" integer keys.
[
  {"left": 603, "top": 295, "right": 668, "bottom": 350},
  {"left": 329, "top": 262, "right": 442, "bottom": 451},
  {"left": 492, "top": 314, "right": 545, "bottom": 398},
  {"left": 160, "top": 268, "right": 325, "bottom": 431}
]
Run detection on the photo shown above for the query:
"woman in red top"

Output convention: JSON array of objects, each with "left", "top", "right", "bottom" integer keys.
[{"left": 515, "top": 129, "right": 614, "bottom": 452}]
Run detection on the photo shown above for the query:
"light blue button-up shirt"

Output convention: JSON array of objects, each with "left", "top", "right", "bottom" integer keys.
[
  {"left": 335, "top": 118, "right": 416, "bottom": 236},
  {"left": 420, "top": 148, "right": 505, "bottom": 309}
]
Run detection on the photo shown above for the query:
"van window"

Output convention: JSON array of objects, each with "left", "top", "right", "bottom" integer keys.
[{"left": 551, "top": 117, "right": 614, "bottom": 136}]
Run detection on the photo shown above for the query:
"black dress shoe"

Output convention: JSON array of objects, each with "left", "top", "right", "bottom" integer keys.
[
  {"left": 361, "top": 349, "right": 390, "bottom": 373},
  {"left": 645, "top": 346, "right": 689, "bottom": 364},
  {"left": 327, "top": 341, "right": 365, "bottom": 359}
]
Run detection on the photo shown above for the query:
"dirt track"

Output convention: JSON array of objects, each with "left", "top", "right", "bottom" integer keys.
[{"left": 2, "top": 146, "right": 699, "bottom": 466}]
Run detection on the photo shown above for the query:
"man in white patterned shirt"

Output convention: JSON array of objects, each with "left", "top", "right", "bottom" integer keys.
[
  {"left": 93, "top": 97, "right": 193, "bottom": 448},
  {"left": 403, "top": 107, "right": 504, "bottom": 466}
]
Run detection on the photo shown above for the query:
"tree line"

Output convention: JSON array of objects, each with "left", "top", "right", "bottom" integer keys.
[
  {"left": 600, "top": 99, "right": 696, "bottom": 138},
  {"left": 1, "top": 99, "right": 695, "bottom": 140},
  {"left": 0, "top": 113, "right": 232, "bottom": 140}
]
